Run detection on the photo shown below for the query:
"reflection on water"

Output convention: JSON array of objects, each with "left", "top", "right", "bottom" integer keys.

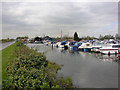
[
  {"left": 96, "top": 54, "right": 118, "bottom": 62},
  {"left": 60, "top": 49, "right": 118, "bottom": 62},
  {"left": 27, "top": 44, "right": 118, "bottom": 88}
]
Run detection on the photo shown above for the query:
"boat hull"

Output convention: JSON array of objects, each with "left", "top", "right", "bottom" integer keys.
[{"left": 100, "top": 48, "right": 118, "bottom": 55}]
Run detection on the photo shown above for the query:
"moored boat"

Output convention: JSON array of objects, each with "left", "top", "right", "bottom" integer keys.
[
  {"left": 100, "top": 44, "right": 120, "bottom": 55},
  {"left": 91, "top": 46, "right": 102, "bottom": 53},
  {"left": 78, "top": 42, "right": 92, "bottom": 52},
  {"left": 55, "top": 41, "right": 68, "bottom": 50},
  {"left": 68, "top": 41, "right": 76, "bottom": 50}
]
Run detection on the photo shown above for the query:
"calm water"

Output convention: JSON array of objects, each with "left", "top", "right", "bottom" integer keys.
[{"left": 27, "top": 43, "right": 118, "bottom": 88}]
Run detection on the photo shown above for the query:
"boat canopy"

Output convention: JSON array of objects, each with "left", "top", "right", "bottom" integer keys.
[
  {"left": 74, "top": 42, "right": 82, "bottom": 47},
  {"left": 69, "top": 41, "right": 76, "bottom": 46},
  {"left": 61, "top": 41, "right": 67, "bottom": 45},
  {"left": 112, "top": 45, "right": 120, "bottom": 48},
  {"left": 97, "top": 42, "right": 104, "bottom": 44},
  {"left": 108, "top": 41, "right": 116, "bottom": 44}
]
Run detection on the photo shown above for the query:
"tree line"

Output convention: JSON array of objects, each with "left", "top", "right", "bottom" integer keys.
[
  {"left": 74, "top": 32, "right": 120, "bottom": 41},
  {"left": 16, "top": 36, "right": 29, "bottom": 40},
  {"left": 15, "top": 33, "right": 120, "bottom": 42}
]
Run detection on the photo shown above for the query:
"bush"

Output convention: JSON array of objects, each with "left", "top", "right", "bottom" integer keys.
[
  {"left": 2, "top": 40, "right": 74, "bottom": 89},
  {"left": 53, "top": 77, "right": 73, "bottom": 88}
]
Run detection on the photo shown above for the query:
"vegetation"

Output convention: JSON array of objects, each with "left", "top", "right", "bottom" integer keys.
[
  {"left": 115, "top": 34, "right": 120, "bottom": 40},
  {"left": 16, "top": 36, "right": 29, "bottom": 40},
  {"left": 74, "top": 32, "right": 79, "bottom": 41},
  {"left": 61, "top": 35, "right": 73, "bottom": 41},
  {"left": 0, "top": 38, "right": 14, "bottom": 43},
  {"left": 99, "top": 34, "right": 114, "bottom": 40},
  {"left": 80, "top": 36, "right": 96, "bottom": 40},
  {"left": 2, "top": 42, "right": 17, "bottom": 80},
  {"left": 0, "top": 50, "right": 1, "bottom": 88},
  {"left": 2, "top": 40, "right": 74, "bottom": 89}
]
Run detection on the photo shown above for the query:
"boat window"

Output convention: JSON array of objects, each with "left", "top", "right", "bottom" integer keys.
[
  {"left": 86, "top": 44, "right": 90, "bottom": 46},
  {"left": 112, "top": 45, "right": 120, "bottom": 48}
]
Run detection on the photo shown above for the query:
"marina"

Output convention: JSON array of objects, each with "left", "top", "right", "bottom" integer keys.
[
  {"left": 26, "top": 38, "right": 120, "bottom": 56},
  {"left": 25, "top": 37, "right": 120, "bottom": 88},
  {"left": 2, "top": 1, "right": 119, "bottom": 89},
  {"left": 27, "top": 43, "right": 118, "bottom": 88}
]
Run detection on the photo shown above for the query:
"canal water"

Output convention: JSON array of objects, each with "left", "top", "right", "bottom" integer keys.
[{"left": 27, "top": 43, "right": 118, "bottom": 88}]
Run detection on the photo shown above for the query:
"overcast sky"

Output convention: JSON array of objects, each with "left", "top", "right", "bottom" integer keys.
[{"left": 2, "top": 1, "right": 118, "bottom": 39}]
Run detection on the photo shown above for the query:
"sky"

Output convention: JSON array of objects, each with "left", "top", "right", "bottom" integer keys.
[{"left": 1, "top": 1, "right": 118, "bottom": 39}]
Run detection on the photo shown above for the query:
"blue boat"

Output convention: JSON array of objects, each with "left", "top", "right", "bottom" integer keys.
[
  {"left": 72, "top": 42, "right": 82, "bottom": 51},
  {"left": 61, "top": 41, "right": 67, "bottom": 45},
  {"left": 69, "top": 41, "right": 76, "bottom": 50}
]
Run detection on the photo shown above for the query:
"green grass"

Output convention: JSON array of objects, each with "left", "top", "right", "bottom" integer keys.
[
  {"left": 1, "top": 42, "right": 17, "bottom": 80},
  {"left": 0, "top": 49, "right": 2, "bottom": 88}
]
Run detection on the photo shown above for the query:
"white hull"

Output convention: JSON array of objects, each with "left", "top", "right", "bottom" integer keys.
[
  {"left": 78, "top": 42, "right": 92, "bottom": 49},
  {"left": 92, "top": 46, "right": 102, "bottom": 52},
  {"left": 100, "top": 44, "right": 120, "bottom": 54},
  {"left": 94, "top": 48, "right": 100, "bottom": 52},
  {"left": 100, "top": 48, "right": 118, "bottom": 54},
  {"left": 59, "top": 45, "right": 64, "bottom": 48}
]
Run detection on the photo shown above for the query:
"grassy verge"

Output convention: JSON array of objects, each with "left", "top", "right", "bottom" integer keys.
[
  {"left": 0, "top": 50, "right": 2, "bottom": 88},
  {"left": 2, "top": 42, "right": 17, "bottom": 80}
]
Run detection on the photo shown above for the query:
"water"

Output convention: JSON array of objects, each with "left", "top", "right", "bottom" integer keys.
[{"left": 27, "top": 43, "right": 118, "bottom": 88}]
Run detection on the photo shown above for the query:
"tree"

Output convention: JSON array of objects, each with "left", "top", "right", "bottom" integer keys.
[
  {"left": 115, "top": 34, "right": 120, "bottom": 40},
  {"left": 104, "top": 35, "right": 114, "bottom": 39},
  {"left": 74, "top": 32, "right": 79, "bottom": 41},
  {"left": 99, "top": 35, "right": 104, "bottom": 40},
  {"left": 16, "top": 36, "right": 29, "bottom": 40}
]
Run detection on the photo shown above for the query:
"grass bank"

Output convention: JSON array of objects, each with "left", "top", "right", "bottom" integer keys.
[
  {"left": 2, "top": 42, "right": 17, "bottom": 80},
  {"left": 0, "top": 49, "right": 2, "bottom": 88}
]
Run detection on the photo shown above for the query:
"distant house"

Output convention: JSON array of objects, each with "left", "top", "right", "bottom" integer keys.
[
  {"left": 34, "top": 37, "right": 42, "bottom": 43},
  {"left": 42, "top": 36, "right": 53, "bottom": 41}
]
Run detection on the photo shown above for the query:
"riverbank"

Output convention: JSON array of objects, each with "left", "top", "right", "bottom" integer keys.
[{"left": 2, "top": 41, "right": 74, "bottom": 89}]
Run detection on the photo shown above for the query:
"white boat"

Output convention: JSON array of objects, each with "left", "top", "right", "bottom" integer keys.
[
  {"left": 43, "top": 41, "right": 51, "bottom": 46},
  {"left": 91, "top": 42, "right": 106, "bottom": 53},
  {"left": 55, "top": 42, "right": 61, "bottom": 48},
  {"left": 91, "top": 46, "right": 102, "bottom": 53},
  {"left": 68, "top": 41, "right": 76, "bottom": 50},
  {"left": 100, "top": 44, "right": 120, "bottom": 55},
  {"left": 55, "top": 41, "right": 68, "bottom": 50},
  {"left": 91, "top": 43, "right": 105, "bottom": 52},
  {"left": 78, "top": 42, "right": 92, "bottom": 52}
]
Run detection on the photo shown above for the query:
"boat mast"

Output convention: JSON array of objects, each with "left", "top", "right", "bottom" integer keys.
[{"left": 61, "top": 30, "right": 62, "bottom": 40}]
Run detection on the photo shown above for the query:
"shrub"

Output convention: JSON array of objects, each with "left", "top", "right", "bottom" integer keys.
[{"left": 2, "top": 40, "right": 74, "bottom": 89}]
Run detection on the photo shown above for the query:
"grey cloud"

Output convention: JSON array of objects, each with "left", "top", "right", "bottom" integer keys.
[{"left": 2, "top": 2, "right": 118, "bottom": 38}]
